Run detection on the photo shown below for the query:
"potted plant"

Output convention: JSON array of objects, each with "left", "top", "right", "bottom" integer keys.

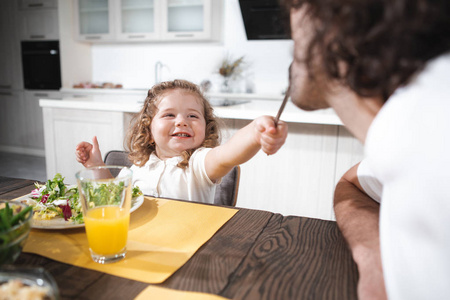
[{"left": 218, "top": 55, "right": 245, "bottom": 93}]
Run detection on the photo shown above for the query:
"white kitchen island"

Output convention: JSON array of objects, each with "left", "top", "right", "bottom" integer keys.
[{"left": 40, "top": 92, "right": 363, "bottom": 220}]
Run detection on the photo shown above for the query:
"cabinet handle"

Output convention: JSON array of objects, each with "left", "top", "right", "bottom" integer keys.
[
  {"left": 34, "top": 93, "right": 49, "bottom": 97},
  {"left": 169, "top": 0, "right": 184, "bottom": 5},
  {"left": 72, "top": 95, "right": 87, "bottom": 98},
  {"left": 127, "top": 35, "right": 146, "bottom": 39},
  {"left": 0, "top": 85, "right": 12, "bottom": 89},
  {"left": 175, "top": 34, "right": 195, "bottom": 37},
  {"left": 28, "top": 3, "right": 44, "bottom": 7},
  {"left": 85, "top": 36, "right": 102, "bottom": 40},
  {"left": 0, "top": 92, "right": 13, "bottom": 96},
  {"left": 30, "top": 35, "right": 46, "bottom": 39}
]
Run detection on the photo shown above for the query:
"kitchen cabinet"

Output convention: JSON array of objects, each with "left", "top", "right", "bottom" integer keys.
[
  {"left": 0, "top": 90, "right": 61, "bottom": 155},
  {"left": 23, "top": 91, "right": 62, "bottom": 150},
  {"left": 74, "top": 0, "right": 115, "bottom": 41},
  {"left": 74, "top": 0, "right": 221, "bottom": 42},
  {"left": 17, "top": 5, "right": 59, "bottom": 40},
  {"left": 0, "top": 90, "right": 26, "bottom": 148},
  {"left": 222, "top": 119, "right": 363, "bottom": 221},
  {"left": 161, "top": 0, "right": 212, "bottom": 41},
  {"left": 0, "top": 0, "right": 22, "bottom": 90},
  {"left": 19, "top": 0, "right": 57, "bottom": 10},
  {"left": 17, "top": 0, "right": 59, "bottom": 40},
  {"left": 115, "top": 0, "right": 161, "bottom": 40}
]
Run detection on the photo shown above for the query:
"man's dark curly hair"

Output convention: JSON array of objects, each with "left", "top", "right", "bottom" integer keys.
[{"left": 284, "top": 0, "right": 450, "bottom": 100}]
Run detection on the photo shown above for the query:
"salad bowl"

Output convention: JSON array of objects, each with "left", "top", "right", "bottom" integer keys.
[{"left": 0, "top": 201, "right": 33, "bottom": 265}]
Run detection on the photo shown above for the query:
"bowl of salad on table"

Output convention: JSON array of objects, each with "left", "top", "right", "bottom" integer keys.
[{"left": 0, "top": 201, "right": 33, "bottom": 265}]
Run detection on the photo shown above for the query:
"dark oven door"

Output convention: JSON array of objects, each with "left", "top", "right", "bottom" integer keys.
[{"left": 21, "top": 41, "right": 62, "bottom": 90}]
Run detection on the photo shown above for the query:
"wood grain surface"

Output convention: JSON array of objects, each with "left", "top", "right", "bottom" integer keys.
[
  {"left": 1, "top": 177, "right": 358, "bottom": 300},
  {"left": 0, "top": 176, "right": 36, "bottom": 196},
  {"left": 221, "top": 214, "right": 358, "bottom": 299}
]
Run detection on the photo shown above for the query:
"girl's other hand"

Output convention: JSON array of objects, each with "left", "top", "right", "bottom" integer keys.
[
  {"left": 254, "top": 116, "right": 288, "bottom": 155},
  {"left": 75, "top": 136, "right": 104, "bottom": 168}
]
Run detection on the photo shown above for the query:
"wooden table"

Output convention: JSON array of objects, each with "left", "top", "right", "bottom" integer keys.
[{"left": 0, "top": 176, "right": 358, "bottom": 300}]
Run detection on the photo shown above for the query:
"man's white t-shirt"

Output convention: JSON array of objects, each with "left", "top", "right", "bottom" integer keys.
[
  {"left": 130, "top": 147, "right": 216, "bottom": 203},
  {"left": 357, "top": 52, "right": 450, "bottom": 299}
]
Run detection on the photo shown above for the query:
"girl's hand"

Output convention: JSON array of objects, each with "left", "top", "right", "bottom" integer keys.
[
  {"left": 254, "top": 116, "right": 288, "bottom": 155},
  {"left": 75, "top": 136, "right": 104, "bottom": 168}
]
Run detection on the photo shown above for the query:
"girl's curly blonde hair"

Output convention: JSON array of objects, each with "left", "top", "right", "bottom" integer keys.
[{"left": 126, "top": 79, "right": 221, "bottom": 169}]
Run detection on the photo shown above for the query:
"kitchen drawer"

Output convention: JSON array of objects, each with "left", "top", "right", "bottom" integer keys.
[{"left": 19, "top": 0, "right": 57, "bottom": 10}]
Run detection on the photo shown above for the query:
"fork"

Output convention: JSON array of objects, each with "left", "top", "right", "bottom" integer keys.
[
  {"left": 274, "top": 65, "right": 292, "bottom": 126},
  {"left": 274, "top": 85, "right": 290, "bottom": 126}
]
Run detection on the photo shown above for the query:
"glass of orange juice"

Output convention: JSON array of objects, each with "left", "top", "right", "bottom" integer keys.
[{"left": 75, "top": 166, "right": 133, "bottom": 264}]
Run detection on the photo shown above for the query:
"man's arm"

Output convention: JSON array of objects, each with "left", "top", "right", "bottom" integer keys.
[{"left": 334, "top": 163, "right": 387, "bottom": 300}]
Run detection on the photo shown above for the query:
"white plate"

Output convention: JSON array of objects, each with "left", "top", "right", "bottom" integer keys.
[{"left": 13, "top": 194, "right": 144, "bottom": 230}]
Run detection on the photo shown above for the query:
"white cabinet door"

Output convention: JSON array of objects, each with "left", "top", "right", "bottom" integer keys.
[
  {"left": 74, "top": 0, "right": 115, "bottom": 41},
  {"left": 74, "top": 0, "right": 221, "bottom": 42},
  {"left": 161, "top": 0, "right": 212, "bottom": 41},
  {"left": 115, "top": 0, "right": 161, "bottom": 41},
  {"left": 18, "top": 8, "right": 59, "bottom": 40},
  {"left": 23, "top": 91, "right": 62, "bottom": 150}
]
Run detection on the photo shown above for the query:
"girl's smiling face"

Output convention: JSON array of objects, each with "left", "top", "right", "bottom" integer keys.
[{"left": 151, "top": 89, "right": 206, "bottom": 159}]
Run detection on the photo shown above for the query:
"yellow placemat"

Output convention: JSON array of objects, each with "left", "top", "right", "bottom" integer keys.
[
  {"left": 135, "top": 285, "right": 229, "bottom": 300},
  {"left": 23, "top": 197, "right": 238, "bottom": 283}
]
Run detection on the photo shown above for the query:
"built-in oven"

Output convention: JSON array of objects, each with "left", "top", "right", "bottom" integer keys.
[{"left": 21, "top": 41, "right": 62, "bottom": 90}]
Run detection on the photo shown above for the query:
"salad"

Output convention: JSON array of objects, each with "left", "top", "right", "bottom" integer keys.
[
  {"left": 30, "top": 174, "right": 82, "bottom": 224},
  {"left": 25, "top": 174, "right": 143, "bottom": 225}
]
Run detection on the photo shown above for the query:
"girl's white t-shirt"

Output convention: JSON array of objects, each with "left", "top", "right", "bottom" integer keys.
[
  {"left": 358, "top": 53, "right": 450, "bottom": 300},
  {"left": 130, "top": 147, "right": 216, "bottom": 203}
]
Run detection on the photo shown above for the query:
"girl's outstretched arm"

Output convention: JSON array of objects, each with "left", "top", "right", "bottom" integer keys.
[{"left": 205, "top": 116, "right": 288, "bottom": 182}]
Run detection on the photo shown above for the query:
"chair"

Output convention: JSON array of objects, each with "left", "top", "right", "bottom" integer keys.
[{"left": 104, "top": 150, "right": 240, "bottom": 207}]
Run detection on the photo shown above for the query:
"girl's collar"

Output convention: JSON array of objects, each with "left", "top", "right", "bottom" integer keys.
[{"left": 147, "top": 151, "right": 182, "bottom": 166}]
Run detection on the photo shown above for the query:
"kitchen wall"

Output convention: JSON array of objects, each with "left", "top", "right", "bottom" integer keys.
[{"left": 90, "top": 0, "right": 293, "bottom": 95}]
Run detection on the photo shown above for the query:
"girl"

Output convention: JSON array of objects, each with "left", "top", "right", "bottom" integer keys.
[{"left": 76, "top": 79, "right": 287, "bottom": 203}]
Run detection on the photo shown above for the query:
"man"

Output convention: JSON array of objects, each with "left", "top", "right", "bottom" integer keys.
[{"left": 285, "top": 0, "right": 450, "bottom": 299}]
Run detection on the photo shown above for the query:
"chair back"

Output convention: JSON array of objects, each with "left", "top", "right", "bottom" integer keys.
[
  {"left": 104, "top": 150, "right": 240, "bottom": 206},
  {"left": 104, "top": 150, "right": 133, "bottom": 168},
  {"left": 214, "top": 165, "right": 240, "bottom": 207}
]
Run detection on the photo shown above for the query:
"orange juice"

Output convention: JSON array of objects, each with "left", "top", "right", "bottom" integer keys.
[{"left": 84, "top": 206, "right": 130, "bottom": 255}]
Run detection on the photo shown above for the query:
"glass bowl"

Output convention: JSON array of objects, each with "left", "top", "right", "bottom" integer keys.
[
  {"left": 0, "top": 265, "right": 60, "bottom": 300},
  {"left": 0, "top": 200, "right": 33, "bottom": 265}
]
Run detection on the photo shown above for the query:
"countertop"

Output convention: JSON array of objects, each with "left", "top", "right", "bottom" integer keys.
[
  {"left": 60, "top": 88, "right": 288, "bottom": 100},
  {"left": 41, "top": 91, "right": 343, "bottom": 125}
]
